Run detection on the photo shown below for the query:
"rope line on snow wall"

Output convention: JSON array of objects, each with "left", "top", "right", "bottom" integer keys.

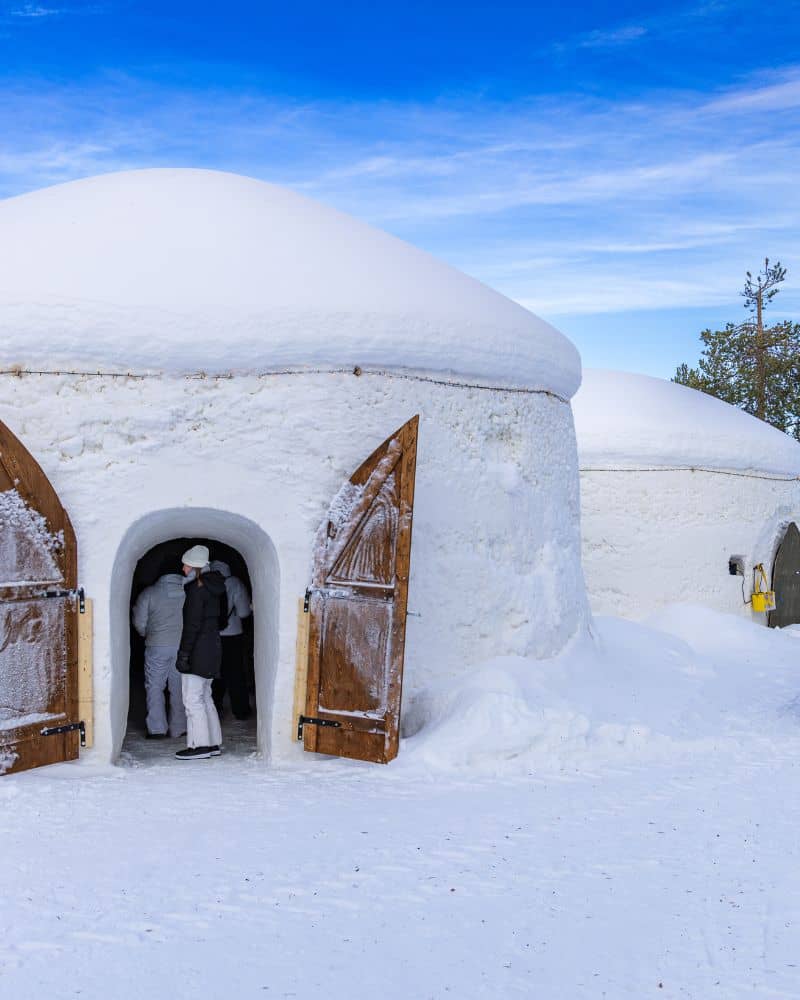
[
  {"left": 581, "top": 466, "right": 800, "bottom": 483},
  {"left": 0, "top": 366, "right": 570, "bottom": 402},
  {"left": 2, "top": 369, "right": 793, "bottom": 478}
]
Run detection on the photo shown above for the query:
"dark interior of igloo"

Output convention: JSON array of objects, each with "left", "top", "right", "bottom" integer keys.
[{"left": 125, "top": 537, "right": 255, "bottom": 749}]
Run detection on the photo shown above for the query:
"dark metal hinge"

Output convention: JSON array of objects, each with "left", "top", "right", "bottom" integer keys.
[
  {"left": 41, "top": 720, "right": 86, "bottom": 747},
  {"left": 297, "top": 715, "right": 342, "bottom": 741},
  {"left": 43, "top": 587, "right": 86, "bottom": 613},
  {"left": 303, "top": 585, "right": 353, "bottom": 611}
]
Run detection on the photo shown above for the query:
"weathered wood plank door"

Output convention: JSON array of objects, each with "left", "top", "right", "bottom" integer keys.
[
  {"left": 303, "top": 415, "right": 419, "bottom": 764},
  {"left": 0, "top": 418, "right": 81, "bottom": 775},
  {"left": 769, "top": 522, "right": 800, "bottom": 628}
]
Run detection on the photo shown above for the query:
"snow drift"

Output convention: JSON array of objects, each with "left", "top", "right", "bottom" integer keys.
[{"left": 401, "top": 605, "right": 800, "bottom": 774}]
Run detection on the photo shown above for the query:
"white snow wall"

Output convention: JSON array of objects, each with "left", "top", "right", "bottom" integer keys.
[
  {"left": 580, "top": 468, "right": 800, "bottom": 620},
  {"left": 0, "top": 370, "right": 589, "bottom": 763}
]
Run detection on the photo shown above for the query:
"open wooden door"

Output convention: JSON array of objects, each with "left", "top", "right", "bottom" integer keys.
[
  {"left": 769, "top": 522, "right": 800, "bottom": 628},
  {"left": 301, "top": 415, "right": 419, "bottom": 764},
  {"left": 0, "top": 418, "right": 82, "bottom": 775}
]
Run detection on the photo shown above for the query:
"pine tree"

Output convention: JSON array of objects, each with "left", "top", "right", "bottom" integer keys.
[{"left": 673, "top": 259, "right": 800, "bottom": 439}]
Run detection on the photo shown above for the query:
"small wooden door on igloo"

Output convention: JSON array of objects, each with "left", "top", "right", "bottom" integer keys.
[
  {"left": 0, "top": 418, "right": 81, "bottom": 775},
  {"left": 769, "top": 522, "right": 800, "bottom": 628},
  {"left": 303, "top": 415, "right": 419, "bottom": 764}
]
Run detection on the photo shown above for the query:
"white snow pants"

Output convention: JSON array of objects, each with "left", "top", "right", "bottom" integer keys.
[
  {"left": 144, "top": 645, "right": 186, "bottom": 737},
  {"left": 181, "top": 674, "right": 222, "bottom": 749}
]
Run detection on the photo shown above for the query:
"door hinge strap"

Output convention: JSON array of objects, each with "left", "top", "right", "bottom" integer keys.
[
  {"left": 41, "top": 720, "right": 86, "bottom": 747},
  {"left": 297, "top": 715, "right": 342, "bottom": 740},
  {"left": 43, "top": 587, "right": 86, "bottom": 613},
  {"left": 303, "top": 586, "right": 343, "bottom": 611},
  {"left": 303, "top": 585, "right": 381, "bottom": 612}
]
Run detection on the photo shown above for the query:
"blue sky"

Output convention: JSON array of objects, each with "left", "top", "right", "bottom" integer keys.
[{"left": 1, "top": 0, "right": 798, "bottom": 377}]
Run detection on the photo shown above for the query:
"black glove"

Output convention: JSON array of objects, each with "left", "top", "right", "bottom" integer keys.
[{"left": 176, "top": 651, "right": 191, "bottom": 674}]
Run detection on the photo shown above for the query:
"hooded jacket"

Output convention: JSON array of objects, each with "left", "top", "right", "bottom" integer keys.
[
  {"left": 177, "top": 568, "right": 227, "bottom": 679},
  {"left": 132, "top": 574, "right": 186, "bottom": 647},
  {"left": 209, "top": 560, "right": 252, "bottom": 637}
]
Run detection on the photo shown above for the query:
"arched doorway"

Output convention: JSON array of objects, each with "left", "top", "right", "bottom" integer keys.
[
  {"left": 110, "top": 509, "right": 279, "bottom": 762},
  {"left": 769, "top": 522, "right": 800, "bottom": 628},
  {"left": 125, "top": 536, "right": 255, "bottom": 756}
]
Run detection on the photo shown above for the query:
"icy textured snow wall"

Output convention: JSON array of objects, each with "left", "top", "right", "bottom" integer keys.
[
  {"left": 580, "top": 469, "right": 800, "bottom": 621},
  {"left": 0, "top": 370, "right": 589, "bottom": 763}
]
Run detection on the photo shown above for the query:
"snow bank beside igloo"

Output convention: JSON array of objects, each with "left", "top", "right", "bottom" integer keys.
[{"left": 401, "top": 606, "right": 800, "bottom": 774}]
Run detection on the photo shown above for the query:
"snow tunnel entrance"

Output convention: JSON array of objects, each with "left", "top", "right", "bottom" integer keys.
[
  {"left": 110, "top": 509, "right": 279, "bottom": 763},
  {"left": 124, "top": 537, "right": 256, "bottom": 758}
]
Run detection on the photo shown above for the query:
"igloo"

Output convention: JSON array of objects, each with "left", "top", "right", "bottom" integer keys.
[
  {"left": 574, "top": 369, "right": 800, "bottom": 623},
  {"left": 0, "top": 168, "right": 589, "bottom": 774}
]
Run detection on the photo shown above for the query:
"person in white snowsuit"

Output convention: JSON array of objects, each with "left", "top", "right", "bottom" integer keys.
[
  {"left": 210, "top": 560, "right": 253, "bottom": 720},
  {"left": 132, "top": 569, "right": 188, "bottom": 739}
]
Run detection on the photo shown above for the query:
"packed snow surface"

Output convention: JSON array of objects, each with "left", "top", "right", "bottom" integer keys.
[
  {"left": 3, "top": 605, "right": 800, "bottom": 997},
  {"left": 574, "top": 369, "right": 800, "bottom": 475},
  {"left": 0, "top": 169, "right": 580, "bottom": 396}
]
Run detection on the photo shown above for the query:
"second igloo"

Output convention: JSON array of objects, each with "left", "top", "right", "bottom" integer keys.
[{"left": 573, "top": 369, "right": 800, "bottom": 625}]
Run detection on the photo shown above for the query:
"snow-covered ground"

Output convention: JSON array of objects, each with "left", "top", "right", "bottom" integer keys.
[{"left": 3, "top": 606, "right": 800, "bottom": 998}]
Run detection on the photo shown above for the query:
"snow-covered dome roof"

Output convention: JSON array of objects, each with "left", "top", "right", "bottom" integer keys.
[
  {"left": 573, "top": 369, "right": 800, "bottom": 477},
  {"left": 0, "top": 169, "right": 579, "bottom": 396}
]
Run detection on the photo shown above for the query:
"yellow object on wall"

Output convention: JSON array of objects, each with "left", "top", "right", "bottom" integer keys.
[
  {"left": 752, "top": 591, "right": 776, "bottom": 613},
  {"left": 751, "top": 565, "right": 776, "bottom": 614}
]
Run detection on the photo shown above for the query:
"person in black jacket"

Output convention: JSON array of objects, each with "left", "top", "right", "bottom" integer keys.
[{"left": 175, "top": 545, "right": 226, "bottom": 760}]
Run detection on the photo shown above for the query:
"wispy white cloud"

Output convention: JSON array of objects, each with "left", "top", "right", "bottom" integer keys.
[
  {"left": 9, "top": 4, "right": 62, "bottom": 16},
  {"left": 549, "top": 0, "right": 734, "bottom": 55},
  {"left": 0, "top": 140, "right": 113, "bottom": 175},
  {"left": 572, "top": 24, "right": 649, "bottom": 50},
  {"left": 0, "top": 64, "right": 798, "bottom": 323},
  {"left": 699, "top": 72, "right": 800, "bottom": 114},
  {"left": 1, "top": 2, "right": 104, "bottom": 25}
]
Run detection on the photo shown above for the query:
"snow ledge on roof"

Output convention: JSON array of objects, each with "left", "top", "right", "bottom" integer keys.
[
  {"left": 573, "top": 369, "right": 800, "bottom": 478},
  {"left": 0, "top": 169, "right": 581, "bottom": 398}
]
